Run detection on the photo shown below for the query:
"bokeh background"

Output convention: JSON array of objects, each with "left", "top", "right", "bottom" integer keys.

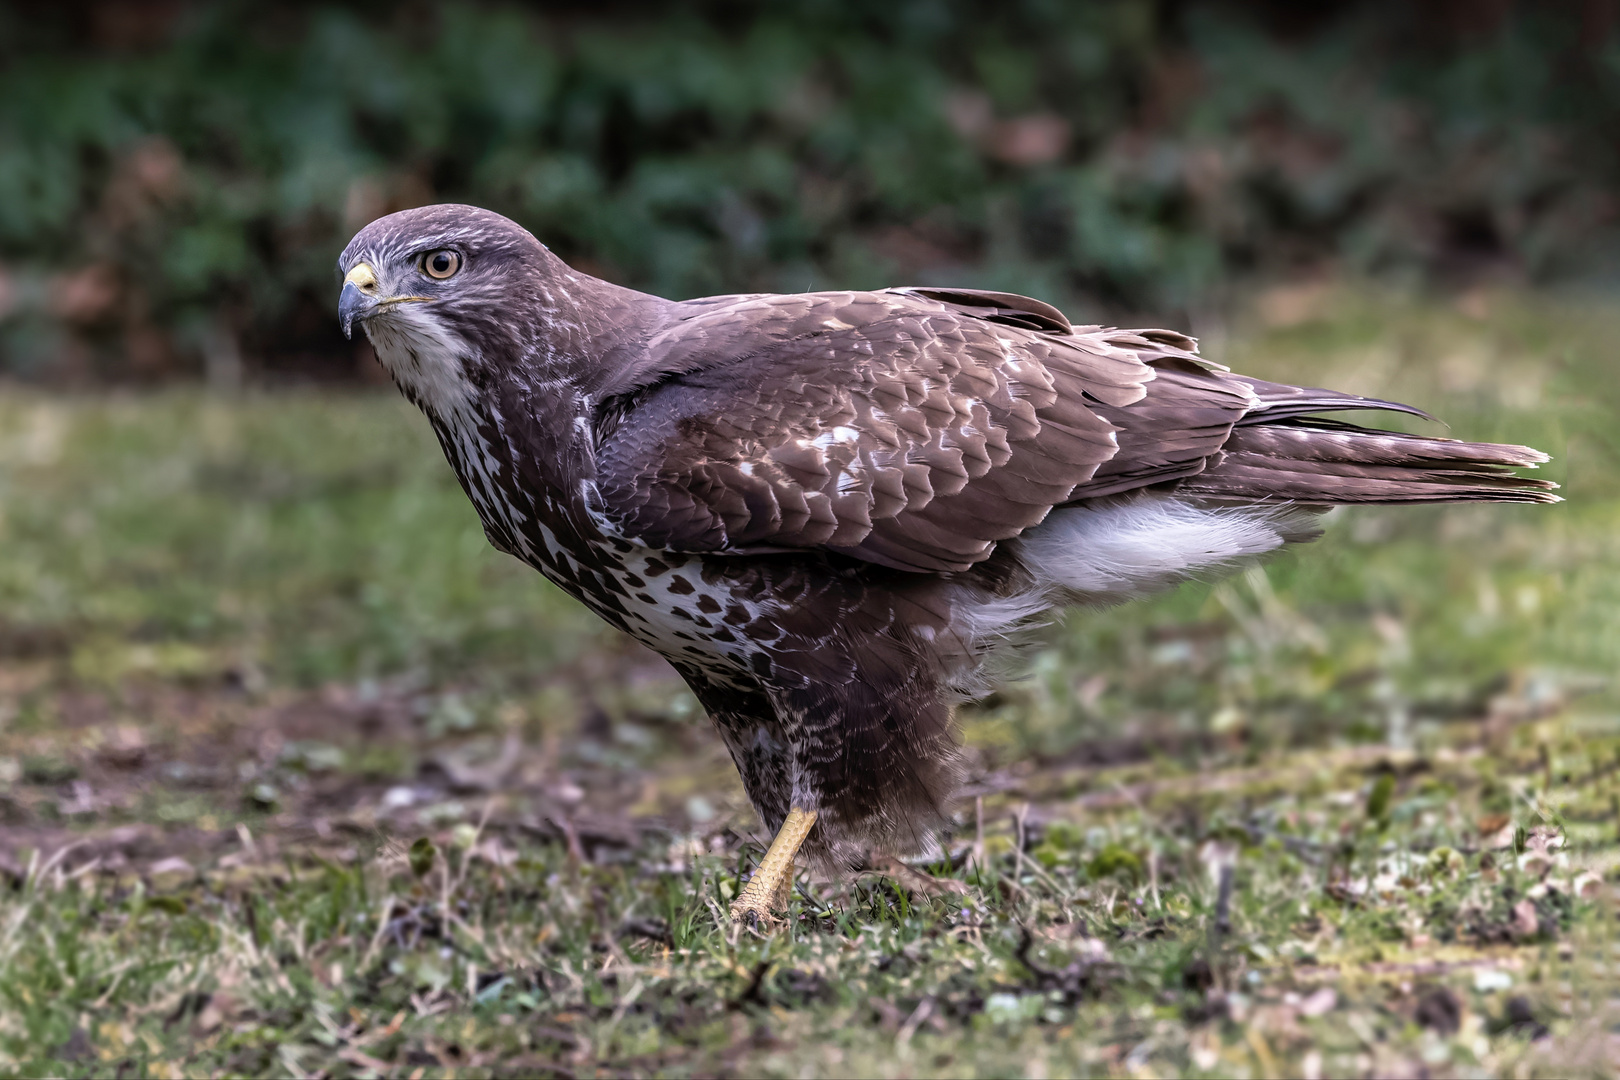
[
  {"left": 2, "top": 3, "right": 1619, "bottom": 1076},
  {"left": 7, "top": 0, "right": 1620, "bottom": 384}
]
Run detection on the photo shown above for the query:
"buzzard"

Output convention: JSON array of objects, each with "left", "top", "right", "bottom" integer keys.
[{"left": 338, "top": 205, "right": 1555, "bottom": 922}]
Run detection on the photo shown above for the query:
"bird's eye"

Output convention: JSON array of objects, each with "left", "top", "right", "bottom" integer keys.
[{"left": 421, "top": 250, "right": 461, "bottom": 280}]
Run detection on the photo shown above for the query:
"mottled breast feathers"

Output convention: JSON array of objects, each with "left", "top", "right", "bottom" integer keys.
[{"left": 589, "top": 287, "right": 1246, "bottom": 573}]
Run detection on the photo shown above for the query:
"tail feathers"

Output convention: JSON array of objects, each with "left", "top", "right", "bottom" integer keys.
[
  {"left": 1179, "top": 419, "right": 1559, "bottom": 504},
  {"left": 1232, "top": 376, "right": 1440, "bottom": 426}
]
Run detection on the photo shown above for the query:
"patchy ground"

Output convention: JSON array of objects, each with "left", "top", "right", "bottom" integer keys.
[{"left": 1, "top": 288, "right": 1617, "bottom": 1077}]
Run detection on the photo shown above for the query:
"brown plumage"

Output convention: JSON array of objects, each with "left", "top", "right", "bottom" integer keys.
[{"left": 338, "top": 205, "right": 1556, "bottom": 871}]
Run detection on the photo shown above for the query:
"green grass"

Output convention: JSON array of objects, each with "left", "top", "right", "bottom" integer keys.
[{"left": 0, "top": 286, "right": 1617, "bottom": 1077}]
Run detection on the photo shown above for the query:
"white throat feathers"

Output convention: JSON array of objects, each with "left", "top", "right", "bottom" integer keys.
[{"left": 363, "top": 303, "right": 480, "bottom": 423}]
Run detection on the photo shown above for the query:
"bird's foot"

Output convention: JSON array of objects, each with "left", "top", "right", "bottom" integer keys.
[
  {"left": 729, "top": 806, "right": 817, "bottom": 927},
  {"left": 728, "top": 896, "right": 783, "bottom": 930}
]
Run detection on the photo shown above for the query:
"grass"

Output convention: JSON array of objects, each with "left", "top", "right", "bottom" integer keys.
[{"left": 0, "top": 285, "right": 1617, "bottom": 1077}]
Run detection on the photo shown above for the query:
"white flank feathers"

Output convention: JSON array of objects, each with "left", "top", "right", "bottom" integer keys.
[{"left": 949, "top": 496, "right": 1320, "bottom": 687}]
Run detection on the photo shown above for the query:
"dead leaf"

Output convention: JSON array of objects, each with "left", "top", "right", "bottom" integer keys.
[
  {"left": 1519, "top": 851, "right": 1553, "bottom": 877},
  {"left": 868, "top": 855, "right": 970, "bottom": 898},
  {"left": 148, "top": 855, "right": 194, "bottom": 881},
  {"left": 427, "top": 733, "right": 522, "bottom": 792},
  {"left": 1299, "top": 986, "right": 1336, "bottom": 1017},
  {"left": 1512, "top": 899, "right": 1541, "bottom": 939},
  {"left": 1524, "top": 826, "right": 1562, "bottom": 854}
]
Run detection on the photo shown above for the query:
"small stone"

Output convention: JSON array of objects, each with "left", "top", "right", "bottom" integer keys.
[{"left": 148, "top": 855, "right": 195, "bottom": 889}]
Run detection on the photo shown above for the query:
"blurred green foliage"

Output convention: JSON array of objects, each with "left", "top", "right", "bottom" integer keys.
[{"left": 4, "top": 0, "right": 1620, "bottom": 380}]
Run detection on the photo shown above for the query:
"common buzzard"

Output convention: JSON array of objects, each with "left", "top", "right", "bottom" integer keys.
[{"left": 338, "top": 205, "right": 1554, "bottom": 922}]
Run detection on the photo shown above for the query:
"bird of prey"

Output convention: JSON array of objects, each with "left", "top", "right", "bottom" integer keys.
[{"left": 338, "top": 205, "right": 1556, "bottom": 922}]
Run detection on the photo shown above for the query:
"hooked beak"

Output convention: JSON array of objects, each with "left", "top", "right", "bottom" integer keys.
[{"left": 339, "top": 262, "right": 379, "bottom": 339}]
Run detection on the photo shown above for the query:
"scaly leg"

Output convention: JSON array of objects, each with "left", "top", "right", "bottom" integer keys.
[{"left": 730, "top": 807, "right": 817, "bottom": 924}]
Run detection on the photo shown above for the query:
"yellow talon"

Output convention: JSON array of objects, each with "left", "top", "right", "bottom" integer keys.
[{"left": 730, "top": 807, "right": 817, "bottom": 925}]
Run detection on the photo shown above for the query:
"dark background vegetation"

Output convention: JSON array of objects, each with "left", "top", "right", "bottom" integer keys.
[{"left": 5, "top": 0, "right": 1620, "bottom": 383}]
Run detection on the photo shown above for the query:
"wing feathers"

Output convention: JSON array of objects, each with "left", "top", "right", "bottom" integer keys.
[
  {"left": 594, "top": 288, "right": 1176, "bottom": 571},
  {"left": 591, "top": 286, "right": 1554, "bottom": 573}
]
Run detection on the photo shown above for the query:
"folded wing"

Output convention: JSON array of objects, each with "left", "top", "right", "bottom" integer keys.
[{"left": 590, "top": 287, "right": 1554, "bottom": 573}]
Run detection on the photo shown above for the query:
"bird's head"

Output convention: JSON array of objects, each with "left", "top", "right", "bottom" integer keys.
[{"left": 337, "top": 204, "right": 556, "bottom": 415}]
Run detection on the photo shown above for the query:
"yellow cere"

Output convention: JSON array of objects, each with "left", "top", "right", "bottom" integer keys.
[{"left": 344, "top": 263, "right": 378, "bottom": 290}]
